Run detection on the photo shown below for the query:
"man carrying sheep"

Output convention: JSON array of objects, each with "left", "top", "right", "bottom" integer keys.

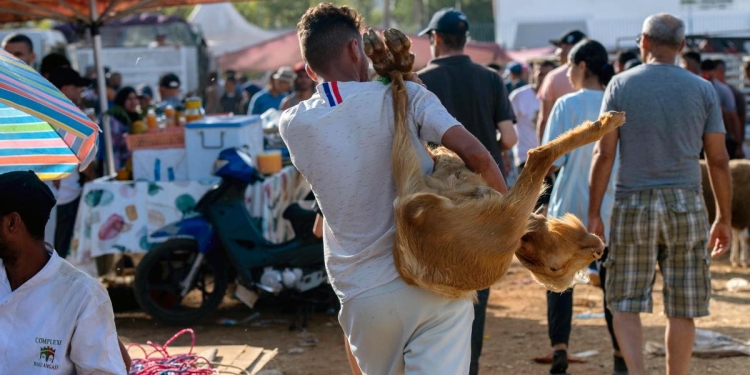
[{"left": 588, "top": 13, "right": 732, "bottom": 375}]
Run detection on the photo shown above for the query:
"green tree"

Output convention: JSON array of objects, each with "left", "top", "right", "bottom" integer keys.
[
  {"left": 392, "top": 0, "right": 494, "bottom": 39},
  {"left": 233, "top": 0, "right": 376, "bottom": 30}
]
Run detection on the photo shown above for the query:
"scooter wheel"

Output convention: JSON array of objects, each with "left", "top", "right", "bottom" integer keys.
[{"left": 134, "top": 239, "right": 228, "bottom": 326}]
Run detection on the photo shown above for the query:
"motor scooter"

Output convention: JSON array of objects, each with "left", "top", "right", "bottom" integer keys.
[{"left": 133, "top": 147, "right": 332, "bottom": 326}]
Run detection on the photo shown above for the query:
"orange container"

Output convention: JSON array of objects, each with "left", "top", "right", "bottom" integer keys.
[{"left": 256, "top": 150, "right": 282, "bottom": 175}]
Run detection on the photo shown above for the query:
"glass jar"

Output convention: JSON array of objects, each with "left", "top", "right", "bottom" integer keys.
[{"left": 184, "top": 96, "right": 205, "bottom": 123}]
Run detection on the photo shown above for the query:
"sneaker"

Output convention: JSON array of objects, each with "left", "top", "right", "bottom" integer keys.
[
  {"left": 612, "top": 355, "right": 628, "bottom": 375},
  {"left": 549, "top": 349, "right": 570, "bottom": 375}
]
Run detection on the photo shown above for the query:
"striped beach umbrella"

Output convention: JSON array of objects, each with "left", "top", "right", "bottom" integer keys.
[{"left": 0, "top": 49, "right": 99, "bottom": 180}]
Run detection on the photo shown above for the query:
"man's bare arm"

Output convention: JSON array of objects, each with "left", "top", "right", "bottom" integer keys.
[
  {"left": 497, "top": 120, "right": 517, "bottom": 151},
  {"left": 703, "top": 132, "right": 733, "bottom": 256},
  {"left": 536, "top": 99, "right": 555, "bottom": 143},
  {"left": 587, "top": 129, "right": 619, "bottom": 240},
  {"left": 723, "top": 110, "right": 743, "bottom": 146},
  {"left": 441, "top": 126, "right": 508, "bottom": 194}
]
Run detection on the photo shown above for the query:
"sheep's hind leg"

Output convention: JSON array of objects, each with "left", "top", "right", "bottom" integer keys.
[{"left": 504, "top": 111, "right": 626, "bottom": 219}]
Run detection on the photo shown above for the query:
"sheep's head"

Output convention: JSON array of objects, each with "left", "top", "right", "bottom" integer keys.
[{"left": 515, "top": 212, "right": 604, "bottom": 292}]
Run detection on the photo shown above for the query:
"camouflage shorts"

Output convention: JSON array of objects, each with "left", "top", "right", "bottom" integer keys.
[{"left": 605, "top": 188, "right": 711, "bottom": 318}]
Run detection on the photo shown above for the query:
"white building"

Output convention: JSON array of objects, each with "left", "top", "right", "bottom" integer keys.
[{"left": 495, "top": 0, "right": 750, "bottom": 50}]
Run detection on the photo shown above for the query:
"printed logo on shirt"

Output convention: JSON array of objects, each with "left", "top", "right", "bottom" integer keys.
[{"left": 33, "top": 337, "right": 61, "bottom": 370}]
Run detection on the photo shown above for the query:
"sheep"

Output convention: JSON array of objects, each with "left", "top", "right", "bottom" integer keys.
[
  {"left": 700, "top": 159, "right": 750, "bottom": 267},
  {"left": 364, "top": 28, "right": 625, "bottom": 300}
]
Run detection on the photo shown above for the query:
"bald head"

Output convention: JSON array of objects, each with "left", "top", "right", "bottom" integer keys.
[{"left": 642, "top": 13, "right": 685, "bottom": 49}]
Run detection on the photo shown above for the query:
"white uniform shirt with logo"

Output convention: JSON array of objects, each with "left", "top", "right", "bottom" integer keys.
[
  {"left": 280, "top": 80, "right": 459, "bottom": 303},
  {"left": 0, "top": 246, "right": 125, "bottom": 374}
]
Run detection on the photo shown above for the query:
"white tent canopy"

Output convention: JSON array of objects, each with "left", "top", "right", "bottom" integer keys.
[{"left": 188, "top": 3, "right": 281, "bottom": 56}]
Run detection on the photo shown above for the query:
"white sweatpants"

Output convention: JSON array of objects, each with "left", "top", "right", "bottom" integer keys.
[{"left": 339, "top": 277, "right": 474, "bottom": 375}]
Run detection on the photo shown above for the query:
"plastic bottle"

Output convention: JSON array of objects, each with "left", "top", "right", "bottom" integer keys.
[
  {"left": 146, "top": 108, "right": 158, "bottom": 129},
  {"left": 164, "top": 105, "right": 175, "bottom": 127}
]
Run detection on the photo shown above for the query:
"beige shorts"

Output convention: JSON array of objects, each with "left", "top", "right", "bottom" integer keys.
[{"left": 339, "top": 277, "right": 474, "bottom": 375}]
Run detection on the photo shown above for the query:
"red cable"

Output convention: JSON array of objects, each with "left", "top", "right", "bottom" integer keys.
[{"left": 127, "top": 328, "right": 218, "bottom": 375}]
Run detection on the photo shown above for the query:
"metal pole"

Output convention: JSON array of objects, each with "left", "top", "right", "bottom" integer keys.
[{"left": 89, "top": 0, "right": 116, "bottom": 176}]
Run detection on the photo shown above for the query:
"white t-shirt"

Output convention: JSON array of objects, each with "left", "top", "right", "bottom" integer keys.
[
  {"left": 280, "top": 81, "right": 459, "bottom": 303},
  {"left": 56, "top": 170, "right": 82, "bottom": 205},
  {"left": 0, "top": 246, "right": 125, "bottom": 374},
  {"left": 509, "top": 85, "right": 540, "bottom": 166},
  {"left": 542, "top": 89, "right": 618, "bottom": 242}
]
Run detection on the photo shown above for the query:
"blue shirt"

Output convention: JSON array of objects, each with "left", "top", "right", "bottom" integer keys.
[
  {"left": 248, "top": 90, "right": 286, "bottom": 115},
  {"left": 542, "top": 89, "right": 618, "bottom": 241}
]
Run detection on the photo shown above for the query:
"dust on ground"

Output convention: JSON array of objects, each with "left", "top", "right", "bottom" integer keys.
[{"left": 116, "top": 257, "right": 750, "bottom": 375}]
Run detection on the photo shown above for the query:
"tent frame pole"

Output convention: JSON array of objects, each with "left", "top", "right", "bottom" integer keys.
[{"left": 89, "top": 0, "right": 116, "bottom": 176}]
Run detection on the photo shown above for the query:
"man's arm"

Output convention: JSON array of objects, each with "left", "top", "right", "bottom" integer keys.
[
  {"left": 118, "top": 338, "right": 131, "bottom": 373},
  {"left": 441, "top": 126, "right": 508, "bottom": 194},
  {"left": 494, "top": 79, "right": 517, "bottom": 152},
  {"left": 536, "top": 98, "right": 555, "bottom": 143},
  {"left": 703, "top": 132, "right": 733, "bottom": 257},
  {"left": 587, "top": 129, "right": 619, "bottom": 242},
  {"left": 497, "top": 120, "right": 517, "bottom": 151}
]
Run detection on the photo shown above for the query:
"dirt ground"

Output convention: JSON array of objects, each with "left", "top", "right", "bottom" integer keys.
[{"left": 116, "top": 256, "right": 750, "bottom": 375}]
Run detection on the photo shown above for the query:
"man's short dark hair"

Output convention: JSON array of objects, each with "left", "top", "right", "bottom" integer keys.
[
  {"left": 714, "top": 59, "right": 726, "bottom": 69},
  {"left": 437, "top": 32, "right": 467, "bottom": 50},
  {"left": 540, "top": 60, "right": 557, "bottom": 70},
  {"left": 297, "top": 3, "right": 365, "bottom": 74},
  {"left": 616, "top": 50, "right": 638, "bottom": 66},
  {"left": 681, "top": 50, "right": 701, "bottom": 65},
  {"left": 40, "top": 53, "right": 71, "bottom": 77},
  {"left": 701, "top": 59, "right": 716, "bottom": 72},
  {"left": 0, "top": 171, "right": 55, "bottom": 240},
  {"left": 486, "top": 63, "right": 502, "bottom": 72},
  {"left": 2, "top": 33, "right": 33, "bottom": 51}
]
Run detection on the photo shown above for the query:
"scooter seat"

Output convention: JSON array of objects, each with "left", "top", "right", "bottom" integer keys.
[{"left": 283, "top": 203, "right": 317, "bottom": 241}]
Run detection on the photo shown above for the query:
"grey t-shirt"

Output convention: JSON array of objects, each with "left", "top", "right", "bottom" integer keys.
[
  {"left": 601, "top": 64, "right": 725, "bottom": 199},
  {"left": 712, "top": 79, "right": 736, "bottom": 112}
]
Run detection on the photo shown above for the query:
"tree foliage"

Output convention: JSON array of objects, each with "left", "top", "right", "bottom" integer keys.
[{"left": 156, "top": 0, "right": 494, "bottom": 39}]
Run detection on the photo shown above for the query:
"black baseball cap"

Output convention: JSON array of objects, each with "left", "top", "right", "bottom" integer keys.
[
  {"left": 48, "top": 67, "right": 92, "bottom": 89},
  {"left": 418, "top": 8, "right": 469, "bottom": 37},
  {"left": 550, "top": 30, "right": 586, "bottom": 47},
  {"left": 0, "top": 171, "right": 56, "bottom": 218},
  {"left": 159, "top": 73, "right": 181, "bottom": 89}
]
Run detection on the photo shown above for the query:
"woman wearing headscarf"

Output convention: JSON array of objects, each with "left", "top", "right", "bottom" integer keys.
[{"left": 106, "top": 86, "right": 141, "bottom": 171}]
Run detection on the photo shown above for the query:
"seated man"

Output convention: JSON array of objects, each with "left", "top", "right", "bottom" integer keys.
[{"left": 0, "top": 171, "right": 128, "bottom": 374}]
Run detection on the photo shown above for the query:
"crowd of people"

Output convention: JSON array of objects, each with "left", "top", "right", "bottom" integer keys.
[
  {"left": 282, "top": 5, "right": 735, "bottom": 375},
  {"left": 0, "top": 3, "right": 743, "bottom": 374},
  {"left": 1, "top": 33, "right": 131, "bottom": 373},
  {"left": 203, "top": 62, "right": 315, "bottom": 117}
]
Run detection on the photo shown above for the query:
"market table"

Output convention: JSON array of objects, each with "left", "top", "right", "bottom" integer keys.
[{"left": 68, "top": 166, "right": 311, "bottom": 276}]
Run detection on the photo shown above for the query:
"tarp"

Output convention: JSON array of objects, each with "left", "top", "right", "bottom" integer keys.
[
  {"left": 188, "top": 3, "right": 283, "bottom": 56},
  {"left": 505, "top": 46, "right": 556, "bottom": 63},
  {"left": 0, "top": 0, "right": 243, "bottom": 24},
  {"left": 220, "top": 30, "right": 509, "bottom": 72}
]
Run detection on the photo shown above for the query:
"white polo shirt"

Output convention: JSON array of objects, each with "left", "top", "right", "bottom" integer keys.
[
  {"left": 0, "top": 246, "right": 125, "bottom": 374},
  {"left": 280, "top": 80, "right": 459, "bottom": 303}
]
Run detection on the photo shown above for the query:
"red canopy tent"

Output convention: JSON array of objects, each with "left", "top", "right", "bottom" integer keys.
[{"left": 219, "top": 30, "right": 510, "bottom": 72}]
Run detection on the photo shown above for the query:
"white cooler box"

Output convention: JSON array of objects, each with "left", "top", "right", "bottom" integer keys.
[
  {"left": 185, "top": 115, "right": 264, "bottom": 181},
  {"left": 132, "top": 148, "right": 188, "bottom": 182}
]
